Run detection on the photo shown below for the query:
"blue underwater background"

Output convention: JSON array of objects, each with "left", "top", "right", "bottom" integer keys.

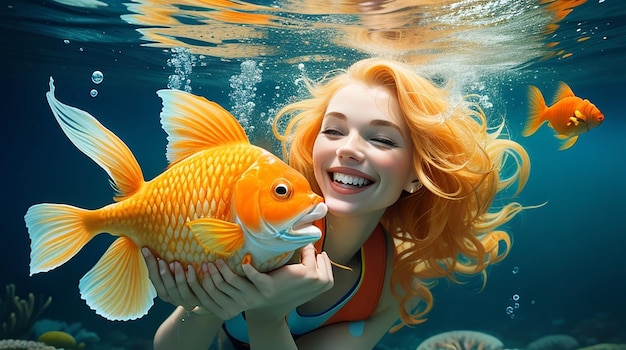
[{"left": 1, "top": 0, "right": 625, "bottom": 349}]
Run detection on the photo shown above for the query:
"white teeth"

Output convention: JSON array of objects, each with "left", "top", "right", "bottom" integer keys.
[{"left": 333, "top": 173, "right": 372, "bottom": 187}]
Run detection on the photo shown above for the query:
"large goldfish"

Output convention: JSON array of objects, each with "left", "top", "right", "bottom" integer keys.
[
  {"left": 24, "top": 78, "right": 327, "bottom": 321},
  {"left": 522, "top": 81, "right": 604, "bottom": 150}
]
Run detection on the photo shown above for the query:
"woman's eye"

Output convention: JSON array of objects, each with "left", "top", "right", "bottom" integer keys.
[
  {"left": 372, "top": 137, "right": 398, "bottom": 147},
  {"left": 321, "top": 129, "right": 343, "bottom": 136}
]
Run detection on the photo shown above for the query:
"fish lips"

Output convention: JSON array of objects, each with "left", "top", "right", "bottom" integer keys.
[{"left": 283, "top": 202, "right": 327, "bottom": 242}]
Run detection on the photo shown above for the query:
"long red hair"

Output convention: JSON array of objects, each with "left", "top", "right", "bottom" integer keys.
[{"left": 274, "top": 58, "right": 530, "bottom": 330}]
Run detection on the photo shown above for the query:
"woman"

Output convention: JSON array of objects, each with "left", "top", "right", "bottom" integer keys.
[{"left": 142, "top": 58, "right": 530, "bottom": 349}]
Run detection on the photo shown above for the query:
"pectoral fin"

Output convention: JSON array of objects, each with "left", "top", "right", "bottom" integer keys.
[
  {"left": 558, "top": 135, "right": 579, "bottom": 151},
  {"left": 567, "top": 116, "right": 580, "bottom": 127},
  {"left": 187, "top": 218, "right": 244, "bottom": 256},
  {"left": 574, "top": 109, "right": 587, "bottom": 121}
]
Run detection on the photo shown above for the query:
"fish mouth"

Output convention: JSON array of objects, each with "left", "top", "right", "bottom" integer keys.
[{"left": 287, "top": 202, "right": 327, "bottom": 240}]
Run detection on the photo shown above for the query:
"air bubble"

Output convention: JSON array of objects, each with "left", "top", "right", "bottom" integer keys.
[
  {"left": 91, "top": 70, "right": 104, "bottom": 84},
  {"left": 90, "top": 89, "right": 98, "bottom": 97}
]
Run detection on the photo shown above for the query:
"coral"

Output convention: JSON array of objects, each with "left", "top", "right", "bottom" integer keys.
[
  {"left": 32, "top": 319, "right": 100, "bottom": 345},
  {"left": 416, "top": 330, "right": 504, "bottom": 350},
  {"left": 0, "top": 284, "right": 52, "bottom": 339},
  {"left": 38, "top": 330, "right": 83, "bottom": 349},
  {"left": 578, "top": 344, "right": 626, "bottom": 350},
  {"left": 0, "top": 339, "right": 55, "bottom": 350},
  {"left": 526, "top": 334, "right": 579, "bottom": 350}
]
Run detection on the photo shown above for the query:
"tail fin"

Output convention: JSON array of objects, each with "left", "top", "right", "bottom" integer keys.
[
  {"left": 522, "top": 85, "right": 548, "bottom": 137},
  {"left": 46, "top": 77, "right": 144, "bottom": 201},
  {"left": 25, "top": 204, "right": 96, "bottom": 275}
]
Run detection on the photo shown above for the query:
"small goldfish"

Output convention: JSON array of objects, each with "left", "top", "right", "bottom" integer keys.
[
  {"left": 24, "top": 78, "right": 327, "bottom": 321},
  {"left": 522, "top": 81, "right": 604, "bottom": 150}
]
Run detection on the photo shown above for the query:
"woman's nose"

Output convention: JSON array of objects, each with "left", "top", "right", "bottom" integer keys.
[{"left": 336, "top": 133, "right": 365, "bottom": 162}]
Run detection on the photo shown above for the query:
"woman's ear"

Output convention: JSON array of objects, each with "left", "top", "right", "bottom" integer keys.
[{"left": 404, "top": 179, "right": 423, "bottom": 194}]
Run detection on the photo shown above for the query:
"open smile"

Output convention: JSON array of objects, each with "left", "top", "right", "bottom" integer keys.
[
  {"left": 332, "top": 172, "right": 374, "bottom": 188},
  {"left": 326, "top": 167, "right": 376, "bottom": 195}
]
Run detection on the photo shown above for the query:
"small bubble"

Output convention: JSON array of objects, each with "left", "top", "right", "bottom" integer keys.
[
  {"left": 90, "top": 89, "right": 98, "bottom": 97},
  {"left": 514, "top": 302, "right": 520, "bottom": 309},
  {"left": 512, "top": 266, "right": 519, "bottom": 274},
  {"left": 91, "top": 70, "right": 104, "bottom": 84},
  {"left": 512, "top": 294, "right": 520, "bottom": 301},
  {"left": 63, "top": 39, "right": 70, "bottom": 44},
  {"left": 505, "top": 306, "right": 514, "bottom": 315}
]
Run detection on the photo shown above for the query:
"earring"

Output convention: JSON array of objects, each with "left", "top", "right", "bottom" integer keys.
[{"left": 408, "top": 180, "right": 423, "bottom": 194}]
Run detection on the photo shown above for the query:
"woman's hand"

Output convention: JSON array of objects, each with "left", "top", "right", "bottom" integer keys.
[
  {"left": 141, "top": 247, "right": 205, "bottom": 312},
  {"left": 242, "top": 243, "right": 335, "bottom": 320},
  {"left": 142, "top": 244, "right": 334, "bottom": 321}
]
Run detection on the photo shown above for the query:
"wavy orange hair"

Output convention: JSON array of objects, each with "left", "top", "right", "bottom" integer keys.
[{"left": 273, "top": 58, "right": 530, "bottom": 330}]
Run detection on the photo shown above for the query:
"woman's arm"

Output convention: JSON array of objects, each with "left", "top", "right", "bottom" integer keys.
[
  {"left": 154, "top": 306, "right": 222, "bottom": 350},
  {"left": 242, "top": 247, "right": 334, "bottom": 350}
]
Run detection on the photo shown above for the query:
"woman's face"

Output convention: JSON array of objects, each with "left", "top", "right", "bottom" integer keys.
[{"left": 313, "top": 81, "right": 415, "bottom": 218}]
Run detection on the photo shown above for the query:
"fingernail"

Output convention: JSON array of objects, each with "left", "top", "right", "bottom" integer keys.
[
  {"left": 141, "top": 247, "right": 150, "bottom": 257},
  {"left": 208, "top": 263, "right": 218, "bottom": 274},
  {"left": 158, "top": 260, "right": 168, "bottom": 274}
]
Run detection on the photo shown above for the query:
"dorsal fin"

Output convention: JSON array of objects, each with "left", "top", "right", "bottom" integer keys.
[
  {"left": 553, "top": 81, "right": 575, "bottom": 103},
  {"left": 46, "top": 77, "right": 144, "bottom": 201},
  {"left": 156, "top": 89, "right": 249, "bottom": 166}
]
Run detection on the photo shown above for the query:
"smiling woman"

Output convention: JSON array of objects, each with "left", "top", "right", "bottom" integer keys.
[
  {"left": 145, "top": 57, "right": 532, "bottom": 350},
  {"left": 313, "top": 82, "right": 415, "bottom": 217}
]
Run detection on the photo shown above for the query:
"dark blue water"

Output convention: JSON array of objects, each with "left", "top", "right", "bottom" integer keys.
[{"left": 1, "top": 0, "right": 625, "bottom": 349}]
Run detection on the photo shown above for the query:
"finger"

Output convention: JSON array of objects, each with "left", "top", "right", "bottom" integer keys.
[
  {"left": 318, "top": 252, "right": 334, "bottom": 289},
  {"left": 155, "top": 259, "right": 179, "bottom": 302},
  {"left": 170, "top": 262, "right": 200, "bottom": 310},
  {"left": 142, "top": 248, "right": 166, "bottom": 289},
  {"left": 203, "top": 263, "right": 246, "bottom": 318},
  {"left": 208, "top": 262, "right": 241, "bottom": 298},
  {"left": 242, "top": 261, "right": 270, "bottom": 287},
  {"left": 300, "top": 243, "right": 317, "bottom": 266},
  {"left": 186, "top": 265, "right": 217, "bottom": 309},
  {"left": 215, "top": 260, "right": 253, "bottom": 292}
]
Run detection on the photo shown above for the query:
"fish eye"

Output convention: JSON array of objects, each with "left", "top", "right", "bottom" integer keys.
[{"left": 271, "top": 180, "right": 293, "bottom": 200}]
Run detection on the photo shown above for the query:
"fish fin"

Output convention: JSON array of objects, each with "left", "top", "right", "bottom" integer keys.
[
  {"left": 554, "top": 81, "right": 575, "bottom": 103},
  {"left": 559, "top": 135, "right": 579, "bottom": 151},
  {"left": 46, "top": 78, "right": 144, "bottom": 201},
  {"left": 156, "top": 89, "right": 249, "bottom": 166},
  {"left": 567, "top": 116, "right": 580, "bottom": 127},
  {"left": 523, "top": 85, "right": 548, "bottom": 137},
  {"left": 79, "top": 237, "right": 156, "bottom": 320},
  {"left": 187, "top": 218, "right": 245, "bottom": 256},
  {"left": 242, "top": 253, "right": 252, "bottom": 265},
  {"left": 574, "top": 109, "right": 587, "bottom": 121},
  {"left": 25, "top": 204, "right": 96, "bottom": 275}
]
